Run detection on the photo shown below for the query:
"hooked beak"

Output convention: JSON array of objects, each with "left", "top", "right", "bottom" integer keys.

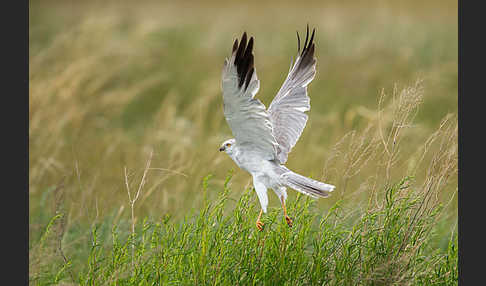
[{"left": 219, "top": 146, "right": 225, "bottom": 152}]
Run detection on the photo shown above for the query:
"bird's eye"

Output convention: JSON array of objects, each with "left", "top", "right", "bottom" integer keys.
[{"left": 226, "top": 143, "right": 231, "bottom": 147}]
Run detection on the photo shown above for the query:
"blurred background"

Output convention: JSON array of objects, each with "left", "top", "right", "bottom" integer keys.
[{"left": 29, "top": 0, "right": 457, "bottom": 246}]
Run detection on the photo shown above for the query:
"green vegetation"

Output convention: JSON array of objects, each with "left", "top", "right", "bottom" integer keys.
[
  {"left": 31, "top": 174, "right": 457, "bottom": 285},
  {"left": 29, "top": 1, "right": 457, "bottom": 284}
]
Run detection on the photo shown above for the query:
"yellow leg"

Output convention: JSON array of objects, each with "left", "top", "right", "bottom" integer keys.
[
  {"left": 281, "top": 196, "right": 293, "bottom": 227},
  {"left": 256, "top": 209, "right": 264, "bottom": 231}
]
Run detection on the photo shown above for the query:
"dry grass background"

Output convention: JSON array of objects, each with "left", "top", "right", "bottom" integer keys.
[{"left": 29, "top": 0, "right": 457, "bottom": 252}]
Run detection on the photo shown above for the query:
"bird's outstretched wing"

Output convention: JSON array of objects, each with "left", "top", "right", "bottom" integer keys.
[
  {"left": 222, "top": 32, "right": 278, "bottom": 160},
  {"left": 268, "top": 26, "right": 317, "bottom": 164}
]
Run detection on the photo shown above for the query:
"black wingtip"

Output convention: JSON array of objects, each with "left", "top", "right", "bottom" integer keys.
[
  {"left": 296, "top": 31, "right": 301, "bottom": 53},
  {"left": 299, "top": 25, "right": 316, "bottom": 57},
  {"left": 232, "top": 39, "right": 238, "bottom": 53},
  {"left": 234, "top": 32, "right": 255, "bottom": 91},
  {"left": 301, "top": 25, "right": 309, "bottom": 56},
  {"left": 235, "top": 32, "right": 247, "bottom": 64},
  {"left": 244, "top": 37, "right": 254, "bottom": 59},
  {"left": 309, "top": 28, "right": 315, "bottom": 47},
  {"left": 293, "top": 25, "right": 317, "bottom": 75}
]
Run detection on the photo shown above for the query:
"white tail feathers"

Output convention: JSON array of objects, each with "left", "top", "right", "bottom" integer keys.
[{"left": 281, "top": 171, "right": 335, "bottom": 198}]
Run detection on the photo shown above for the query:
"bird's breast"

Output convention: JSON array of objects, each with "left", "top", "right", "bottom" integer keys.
[{"left": 231, "top": 148, "right": 270, "bottom": 174}]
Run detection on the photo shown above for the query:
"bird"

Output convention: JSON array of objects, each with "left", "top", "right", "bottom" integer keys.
[{"left": 219, "top": 25, "right": 335, "bottom": 231}]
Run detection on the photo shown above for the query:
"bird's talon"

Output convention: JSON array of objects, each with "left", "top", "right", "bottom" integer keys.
[
  {"left": 256, "top": 221, "right": 265, "bottom": 231},
  {"left": 285, "top": 216, "right": 293, "bottom": 227}
]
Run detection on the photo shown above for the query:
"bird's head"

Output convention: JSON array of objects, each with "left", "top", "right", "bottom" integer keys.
[{"left": 219, "top": 138, "right": 236, "bottom": 154}]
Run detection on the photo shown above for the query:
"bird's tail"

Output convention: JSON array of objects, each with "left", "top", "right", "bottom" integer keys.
[{"left": 281, "top": 169, "right": 335, "bottom": 198}]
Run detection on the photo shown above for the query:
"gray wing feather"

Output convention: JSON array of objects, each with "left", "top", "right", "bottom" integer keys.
[
  {"left": 222, "top": 33, "right": 278, "bottom": 160},
  {"left": 268, "top": 26, "right": 317, "bottom": 164}
]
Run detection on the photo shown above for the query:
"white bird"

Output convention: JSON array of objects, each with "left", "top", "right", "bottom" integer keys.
[{"left": 219, "top": 26, "right": 335, "bottom": 231}]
